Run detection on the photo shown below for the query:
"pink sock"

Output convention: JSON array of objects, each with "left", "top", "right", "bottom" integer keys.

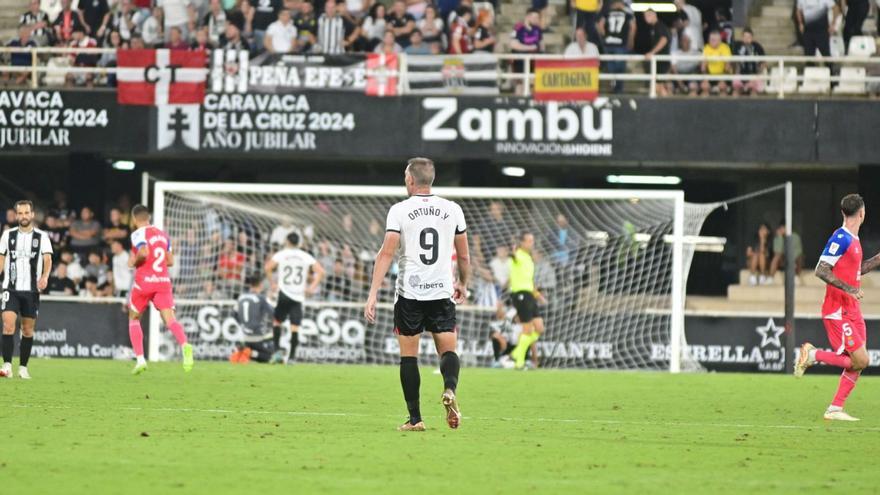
[
  {"left": 832, "top": 370, "right": 860, "bottom": 407},
  {"left": 815, "top": 350, "right": 852, "bottom": 369},
  {"left": 129, "top": 320, "right": 144, "bottom": 357},
  {"left": 167, "top": 319, "right": 187, "bottom": 346}
]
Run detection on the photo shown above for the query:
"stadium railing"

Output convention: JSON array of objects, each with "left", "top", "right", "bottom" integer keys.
[{"left": 1, "top": 46, "right": 880, "bottom": 99}]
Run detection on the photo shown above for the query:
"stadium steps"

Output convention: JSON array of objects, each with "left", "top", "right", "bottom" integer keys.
[
  {"left": 747, "top": 0, "right": 797, "bottom": 56},
  {"left": 0, "top": 0, "right": 21, "bottom": 43},
  {"left": 727, "top": 270, "right": 880, "bottom": 304}
]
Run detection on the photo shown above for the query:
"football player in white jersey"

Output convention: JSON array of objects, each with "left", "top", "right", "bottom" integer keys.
[
  {"left": 364, "top": 157, "right": 471, "bottom": 432},
  {"left": 265, "top": 232, "right": 325, "bottom": 364}
]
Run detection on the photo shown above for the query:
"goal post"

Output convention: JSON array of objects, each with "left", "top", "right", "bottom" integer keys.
[{"left": 151, "top": 181, "right": 710, "bottom": 372}]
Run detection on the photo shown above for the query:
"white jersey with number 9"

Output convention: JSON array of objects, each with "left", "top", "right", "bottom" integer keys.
[{"left": 386, "top": 194, "right": 467, "bottom": 301}]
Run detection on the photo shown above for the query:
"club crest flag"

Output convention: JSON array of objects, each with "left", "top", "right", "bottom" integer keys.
[
  {"left": 533, "top": 58, "right": 599, "bottom": 102},
  {"left": 365, "top": 53, "right": 398, "bottom": 97},
  {"left": 117, "top": 49, "right": 207, "bottom": 105}
]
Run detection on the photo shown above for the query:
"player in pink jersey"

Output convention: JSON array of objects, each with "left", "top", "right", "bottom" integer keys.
[
  {"left": 126, "top": 205, "right": 193, "bottom": 375},
  {"left": 795, "top": 194, "right": 880, "bottom": 421}
]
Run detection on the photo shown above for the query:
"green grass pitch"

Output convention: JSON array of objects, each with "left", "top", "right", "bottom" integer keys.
[{"left": 1, "top": 359, "right": 877, "bottom": 494}]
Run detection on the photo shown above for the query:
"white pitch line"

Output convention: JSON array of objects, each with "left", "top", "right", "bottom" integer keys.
[{"left": 10, "top": 403, "right": 879, "bottom": 432}]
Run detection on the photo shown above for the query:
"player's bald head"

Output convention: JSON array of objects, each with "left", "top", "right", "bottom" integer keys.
[{"left": 405, "top": 157, "right": 435, "bottom": 187}]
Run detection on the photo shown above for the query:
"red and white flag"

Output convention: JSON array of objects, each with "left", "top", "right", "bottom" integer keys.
[
  {"left": 116, "top": 49, "right": 207, "bottom": 106},
  {"left": 365, "top": 53, "right": 398, "bottom": 97}
]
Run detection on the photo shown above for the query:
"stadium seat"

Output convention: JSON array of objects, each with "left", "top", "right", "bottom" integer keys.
[
  {"left": 765, "top": 67, "right": 798, "bottom": 94},
  {"left": 798, "top": 67, "right": 831, "bottom": 94},
  {"left": 847, "top": 36, "right": 877, "bottom": 57},
  {"left": 833, "top": 67, "right": 867, "bottom": 94}
]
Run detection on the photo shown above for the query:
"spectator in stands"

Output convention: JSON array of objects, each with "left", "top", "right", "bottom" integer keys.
[
  {"left": 564, "top": 26, "right": 599, "bottom": 56},
  {"left": 374, "top": 29, "right": 402, "bottom": 52},
  {"left": 141, "top": 6, "right": 165, "bottom": 46},
  {"left": 5, "top": 26, "right": 37, "bottom": 86},
  {"left": 217, "top": 237, "right": 246, "bottom": 285},
  {"left": 49, "top": 190, "right": 76, "bottom": 227},
  {"left": 448, "top": 7, "right": 473, "bottom": 53},
  {"left": 324, "top": 258, "right": 352, "bottom": 301},
  {"left": 796, "top": 0, "right": 838, "bottom": 56},
  {"left": 510, "top": 9, "right": 543, "bottom": 94},
  {"left": 130, "top": 34, "right": 146, "bottom": 48},
  {"left": 571, "top": 0, "right": 601, "bottom": 54},
  {"left": 336, "top": 2, "right": 362, "bottom": 52},
  {"left": 746, "top": 223, "right": 771, "bottom": 285},
  {"left": 80, "top": 276, "right": 107, "bottom": 298},
  {"left": 715, "top": 7, "right": 734, "bottom": 45},
  {"left": 20, "top": 0, "right": 52, "bottom": 47},
  {"left": 110, "top": 240, "right": 132, "bottom": 296},
  {"left": 97, "top": 0, "right": 138, "bottom": 44},
  {"left": 84, "top": 251, "right": 110, "bottom": 286},
  {"left": 843, "top": 0, "right": 869, "bottom": 52},
  {"left": 53, "top": 0, "right": 89, "bottom": 44},
  {"left": 46, "top": 262, "right": 78, "bottom": 295},
  {"left": 80, "top": 0, "right": 110, "bottom": 39},
  {"left": 248, "top": 0, "right": 280, "bottom": 53},
  {"left": 417, "top": 5, "right": 443, "bottom": 49},
  {"left": 474, "top": 201, "right": 513, "bottom": 264},
  {"left": 404, "top": 29, "right": 430, "bottom": 53},
  {"left": 159, "top": 0, "right": 196, "bottom": 43},
  {"left": 361, "top": 2, "right": 387, "bottom": 50},
  {"left": 97, "top": 30, "right": 122, "bottom": 85},
  {"left": 265, "top": 8, "right": 297, "bottom": 52},
  {"left": 316, "top": 0, "right": 348, "bottom": 53},
  {"left": 472, "top": 9, "right": 496, "bottom": 53},
  {"left": 386, "top": 0, "right": 416, "bottom": 48},
  {"left": 489, "top": 244, "right": 510, "bottom": 290},
  {"left": 675, "top": 0, "right": 702, "bottom": 48},
  {"left": 597, "top": 0, "right": 634, "bottom": 93},
  {"left": 43, "top": 213, "right": 68, "bottom": 252},
  {"left": 220, "top": 13, "right": 250, "bottom": 50},
  {"left": 345, "top": 0, "right": 370, "bottom": 19},
  {"left": 700, "top": 29, "right": 732, "bottom": 96},
  {"left": 670, "top": 33, "right": 700, "bottom": 95},
  {"left": 548, "top": 213, "right": 574, "bottom": 267},
  {"left": 732, "top": 28, "right": 766, "bottom": 96},
  {"left": 103, "top": 207, "right": 130, "bottom": 248},
  {"left": 769, "top": 223, "right": 804, "bottom": 278},
  {"left": 67, "top": 26, "right": 99, "bottom": 86},
  {"left": 69, "top": 206, "right": 102, "bottom": 258},
  {"left": 60, "top": 249, "right": 85, "bottom": 285},
  {"left": 191, "top": 26, "right": 213, "bottom": 49},
  {"left": 294, "top": 1, "right": 318, "bottom": 52},
  {"left": 202, "top": 0, "right": 227, "bottom": 45},
  {"left": 643, "top": 9, "right": 671, "bottom": 96},
  {"left": 166, "top": 26, "right": 190, "bottom": 48},
  {"left": 3, "top": 209, "right": 16, "bottom": 232}
]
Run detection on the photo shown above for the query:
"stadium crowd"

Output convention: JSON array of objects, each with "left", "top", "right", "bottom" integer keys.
[{"left": 3, "top": 0, "right": 878, "bottom": 94}]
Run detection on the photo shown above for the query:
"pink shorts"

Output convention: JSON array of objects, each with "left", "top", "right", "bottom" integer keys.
[
  {"left": 823, "top": 315, "right": 866, "bottom": 355},
  {"left": 129, "top": 286, "right": 175, "bottom": 314}
]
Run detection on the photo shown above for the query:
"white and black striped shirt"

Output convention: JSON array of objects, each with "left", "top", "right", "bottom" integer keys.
[
  {"left": 0, "top": 227, "right": 53, "bottom": 292},
  {"left": 317, "top": 14, "right": 346, "bottom": 54}
]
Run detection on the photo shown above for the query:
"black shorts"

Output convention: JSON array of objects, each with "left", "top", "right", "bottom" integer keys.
[
  {"left": 273, "top": 292, "right": 303, "bottom": 326},
  {"left": 511, "top": 291, "right": 540, "bottom": 322},
  {"left": 1, "top": 290, "right": 40, "bottom": 319},
  {"left": 394, "top": 296, "right": 456, "bottom": 336}
]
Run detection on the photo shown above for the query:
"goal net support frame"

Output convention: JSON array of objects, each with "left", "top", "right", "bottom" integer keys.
[{"left": 150, "top": 182, "right": 691, "bottom": 372}]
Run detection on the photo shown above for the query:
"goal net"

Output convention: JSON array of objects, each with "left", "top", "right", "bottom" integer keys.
[{"left": 150, "top": 183, "right": 716, "bottom": 371}]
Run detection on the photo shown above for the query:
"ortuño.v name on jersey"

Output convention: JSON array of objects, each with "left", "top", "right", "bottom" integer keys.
[{"left": 386, "top": 194, "right": 467, "bottom": 301}]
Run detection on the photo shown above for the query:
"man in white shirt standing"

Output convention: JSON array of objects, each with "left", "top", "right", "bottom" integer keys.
[
  {"left": 110, "top": 240, "right": 132, "bottom": 297},
  {"left": 364, "top": 157, "right": 470, "bottom": 433},
  {"left": 265, "top": 8, "right": 297, "bottom": 53},
  {"left": 796, "top": 0, "right": 839, "bottom": 56}
]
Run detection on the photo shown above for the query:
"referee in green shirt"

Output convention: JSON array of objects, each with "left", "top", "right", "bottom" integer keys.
[{"left": 508, "top": 232, "right": 546, "bottom": 369}]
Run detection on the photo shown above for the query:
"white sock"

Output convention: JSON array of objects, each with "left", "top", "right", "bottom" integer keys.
[
  {"left": 808, "top": 349, "right": 817, "bottom": 363},
  {"left": 136, "top": 355, "right": 147, "bottom": 366},
  {"left": 827, "top": 405, "right": 842, "bottom": 412}
]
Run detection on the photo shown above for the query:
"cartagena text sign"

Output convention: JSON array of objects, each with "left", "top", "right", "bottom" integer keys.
[{"left": 534, "top": 58, "right": 599, "bottom": 101}]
